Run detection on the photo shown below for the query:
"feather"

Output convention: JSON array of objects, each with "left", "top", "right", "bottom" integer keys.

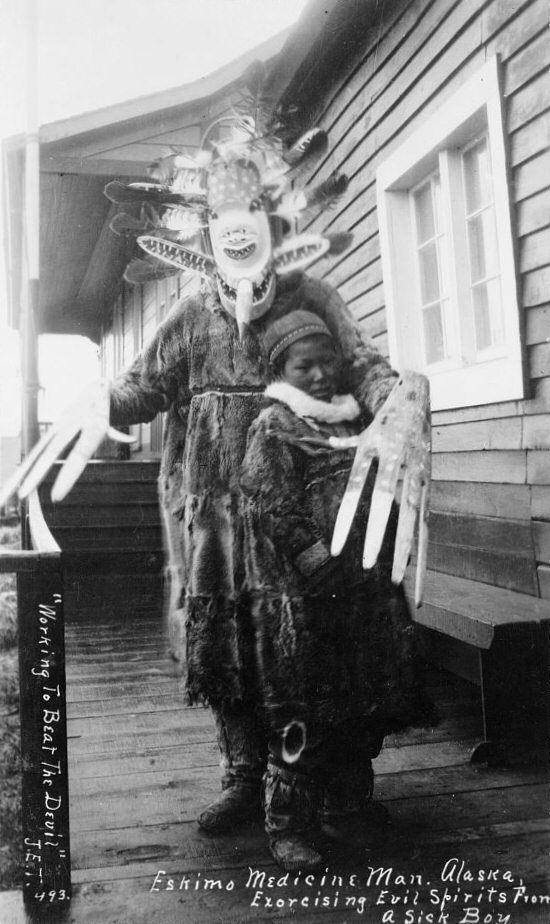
[
  {"left": 326, "top": 231, "right": 354, "bottom": 255},
  {"left": 104, "top": 179, "right": 205, "bottom": 208},
  {"left": 109, "top": 212, "right": 154, "bottom": 237},
  {"left": 305, "top": 173, "right": 348, "bottom": 209},
  {"left": 272, "top": 190, "right": 308, "bottom": 221},
  {"left": 169, "top": 169, "right": 208, "bottom": 200},
  {"left": 234, "top": 59, "right": 274, "bottom": 140},
  {"left": 284, "top": 128, "right": 328, "bottom": 167},
  {"left": 272, "top": 175, "right": 349, "bottom": 222},
  {"left": 109, "top": 204, "right": 205, "bottom": 241},
  {"left": 123, "top": 257, "right": 179, "bottom": 285},
  {"left": 147, "top": 152, "right": 201, "bottom": 183},
  {"left": 242, "top": 59, "right": 268, "bottom": 103},
  {"left": 161, "top": 206, "right": 206, "bottom": 240}
]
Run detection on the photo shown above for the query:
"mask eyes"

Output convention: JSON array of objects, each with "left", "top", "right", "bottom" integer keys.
[{"left": 221, "top": 228, "right": 249, "bottom": 239}]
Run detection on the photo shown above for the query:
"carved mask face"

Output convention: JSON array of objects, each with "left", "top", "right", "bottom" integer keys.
[
  {"left": 206, "top": 159, "right": 276, "bottom": 329},
  {"left": 208, "top": 204, "right": 275, "bottom": 321}
]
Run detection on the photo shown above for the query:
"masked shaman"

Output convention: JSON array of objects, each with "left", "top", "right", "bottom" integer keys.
[{"left": 1, "top": 109, "right": 430, "bottom": 841}]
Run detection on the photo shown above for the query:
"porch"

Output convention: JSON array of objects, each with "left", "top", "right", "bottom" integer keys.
[
  {"left": 62, "top": 615, "right": 550, "bottom": 924},
  {"left": 4, "top": 609, "right": 550, "bottom": 923},
  {"left": 2, "top": 458, "right": 549, "bottom": 923}
]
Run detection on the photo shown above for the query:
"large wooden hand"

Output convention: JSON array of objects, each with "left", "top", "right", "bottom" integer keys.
[
  {"left": 0, "top": 380, "right": 134, "bottom": 507},
  {"left": 330, "top": 371, "right": 431, "bottom": 606}
]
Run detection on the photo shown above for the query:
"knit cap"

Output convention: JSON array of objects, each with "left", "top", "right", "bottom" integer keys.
[{"left": 263, "top": 310, "right": 333, "bottom": 364}]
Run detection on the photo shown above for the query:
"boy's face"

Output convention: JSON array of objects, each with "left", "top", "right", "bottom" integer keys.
[{"left": 281, "top": 335, "right": 338, "bottom": 401}]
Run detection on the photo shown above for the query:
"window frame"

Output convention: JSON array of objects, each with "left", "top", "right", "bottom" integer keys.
[{"left": 376, "top": 56, "right": 523, "bottom": 411}]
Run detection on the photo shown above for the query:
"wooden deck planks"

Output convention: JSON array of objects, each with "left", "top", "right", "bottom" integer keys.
[{"left": 22, "top": 612, "right": 545, "bottom": 924}]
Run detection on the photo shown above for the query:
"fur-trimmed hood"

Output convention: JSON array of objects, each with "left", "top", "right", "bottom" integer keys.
[{"left": 264, "top": 381, "right": 361, "bottom": 424}]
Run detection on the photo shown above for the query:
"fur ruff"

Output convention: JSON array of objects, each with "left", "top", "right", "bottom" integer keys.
[{"left": 264, "top": 382, "right": 361, "bottom": 423}]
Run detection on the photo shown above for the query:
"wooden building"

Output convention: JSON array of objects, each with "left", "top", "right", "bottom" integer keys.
[
  {"left": 12, "top": 0, "right": 544, "bottom": 597},
  {"left": 278, "top": 0, "right": 550, "bottom": 608},
  {"left": 2, "top": 2, "right": 550, "bottom": 919},
  {"left": 268, "top": 0, "right": 550, "bottom": 758},
  {"left": 95, "top": 0, "right": 550, "bottom": 665},
  {"left": 4, "top": 0, "right": 549, "bottom": 695}
]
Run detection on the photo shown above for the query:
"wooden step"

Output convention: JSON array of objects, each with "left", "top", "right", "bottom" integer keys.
[
  {"left": 62, "top": 550, "right": 163, "bottom": 573},
  {"left": 40, "top": 481, "right": 160, "bottom": 506},
  {"left": 42, "top": 503, "right": 161, "bottom": 528},
  {"left": 41, "top": 460, "right": 160, "bottom": 484},
  {"left": 49, "top": 525, "right": 162, "bottom": 550}
]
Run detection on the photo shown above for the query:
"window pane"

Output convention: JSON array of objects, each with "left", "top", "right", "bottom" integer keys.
[
  {"left": 414, "top": 182, "right": 434, "bottom": 242},
  {"left": 419, "top": 243, "right": 440, "bottom": 303},
  {"left": 468, "top": 215, "right": 486, "bottom": 281},
  {"left": 423, "top": 304, "right": 445, "bottom": 364},
  {"left": 463, "top": 138, "right": 491, "bottom": 213},
  {"left": 433, "top": 175, "right": 442, "bottom": 234},
  {"left": 486, "top": 276, "right": 504, "bottom": 345},
  {"left": 468, "top": 209, "right": 499, "bottom": 282},
  {"left": 438, "top": 233, "right": 450, "bottom": 295},
  {"left": 472, "top": 284, "right": 492, "bottom": 351}
]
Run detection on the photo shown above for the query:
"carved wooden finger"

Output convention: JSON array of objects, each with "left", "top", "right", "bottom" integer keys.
[
  {"left": 331, "top": 437, "right": 375, "bottom": 556},
  {"left": 49, "top": 382, "right": 113, "bottom": 501},
  {"left": 363, "top": 488, "right": 395, "bottom": 570},
  {"left": 391, "top": 490, "right": 418, "bottom": 586},
  {"left": 0, "top": 425, "right": 59, "bottom": 508},
  {"left": 19, "top": 417, "right": 83, "bottom": 500},
  {"left": 16, "top": 381, "right": 113, "bottom": 503},
  {"left": 107, "top": 427, "right": 136, "bottom": 443},
  {"left": 414, "top": 480, "right": 430, "bottom": 607},
  {"left": 51, "top": 427, "right": 109, "bottom": 503},
  {"left": 392, "top": 426, "right": 428, "bottom": 584}
]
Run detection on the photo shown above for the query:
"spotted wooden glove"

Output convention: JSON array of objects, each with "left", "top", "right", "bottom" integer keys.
[{"left": 330, "top": 371, "right": 431, "bottom": 607}]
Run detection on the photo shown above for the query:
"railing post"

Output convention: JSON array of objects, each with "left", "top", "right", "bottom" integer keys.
[{"left": 17, "top": 556, "right": 71, "bottom": 911}]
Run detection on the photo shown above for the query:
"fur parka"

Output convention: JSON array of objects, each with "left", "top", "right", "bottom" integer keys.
[
  {"left": 108, "top": 271, "right": 399, "bottom": 705},
  {"left": 240, "top": 393, "right": 432, "bottom": 741}
]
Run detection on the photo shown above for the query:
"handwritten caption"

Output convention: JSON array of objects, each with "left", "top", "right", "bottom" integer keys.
[
  {"left": 150, "top": 859, "right": 550, "bottom": 921},
  {"left": 24, "top": 595, "right": 69, "bottom": 901}
]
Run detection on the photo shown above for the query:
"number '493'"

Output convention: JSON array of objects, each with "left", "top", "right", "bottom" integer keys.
[{"left": 33, "top": 889, "right": 69, "bottom": 902}]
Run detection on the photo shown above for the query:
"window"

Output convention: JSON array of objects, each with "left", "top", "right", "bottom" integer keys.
[{"left": 377, "top": 57, "right": 523, "bottom": 411}]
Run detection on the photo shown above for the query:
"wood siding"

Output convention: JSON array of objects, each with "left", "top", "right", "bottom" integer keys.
[
  {"left": 97, "top": 0, "right": 549, "bottom": 595},
  {"left": 293, "top": 0, "right": 550, "bottom": 596}
]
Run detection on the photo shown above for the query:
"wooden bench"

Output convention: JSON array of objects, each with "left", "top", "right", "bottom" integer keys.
[{"left": 405, "top": 569, "right": 550, "bottom": 765}]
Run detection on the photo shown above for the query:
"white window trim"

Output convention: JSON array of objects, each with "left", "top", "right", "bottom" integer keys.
[{"left": 377, "top": 56, "right": 523, "bottom": 411}]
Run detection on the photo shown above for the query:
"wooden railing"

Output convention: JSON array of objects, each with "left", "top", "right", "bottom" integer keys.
[{"left": 0, "top": 490, "right": 71, "bottom": 912}]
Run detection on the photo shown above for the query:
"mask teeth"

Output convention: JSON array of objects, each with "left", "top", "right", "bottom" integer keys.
[
  {"left": 219, "top": 272, "right": 273, "bottom": 305},
  {"left": 274, "top": 240, "right": 327, "bottom": 273},
  {"left": 137, "top": 235, "right": 213, "bottom": 275}
]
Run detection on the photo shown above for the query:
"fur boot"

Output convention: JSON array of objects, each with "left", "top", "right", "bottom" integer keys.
[
  {"left": 322, "top": 761, "right": 375, "bottom": 818},
  {"left": 262, "top": 763, "right": 323, "bottom": 872},
  {"left": 322, "top": 761, "right": 389, "bottom": 836},
  {"left": 198, "top": 703, "right": 265, "bottom": 833}
]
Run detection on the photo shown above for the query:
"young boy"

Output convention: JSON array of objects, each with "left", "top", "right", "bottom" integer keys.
[{"left": 241, "top": 310, "right": 431, "bottom": 872}]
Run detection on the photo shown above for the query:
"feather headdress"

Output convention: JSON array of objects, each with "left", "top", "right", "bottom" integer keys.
[{"left": 105, "top": 65, "right": 353, "bottom": 327}]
